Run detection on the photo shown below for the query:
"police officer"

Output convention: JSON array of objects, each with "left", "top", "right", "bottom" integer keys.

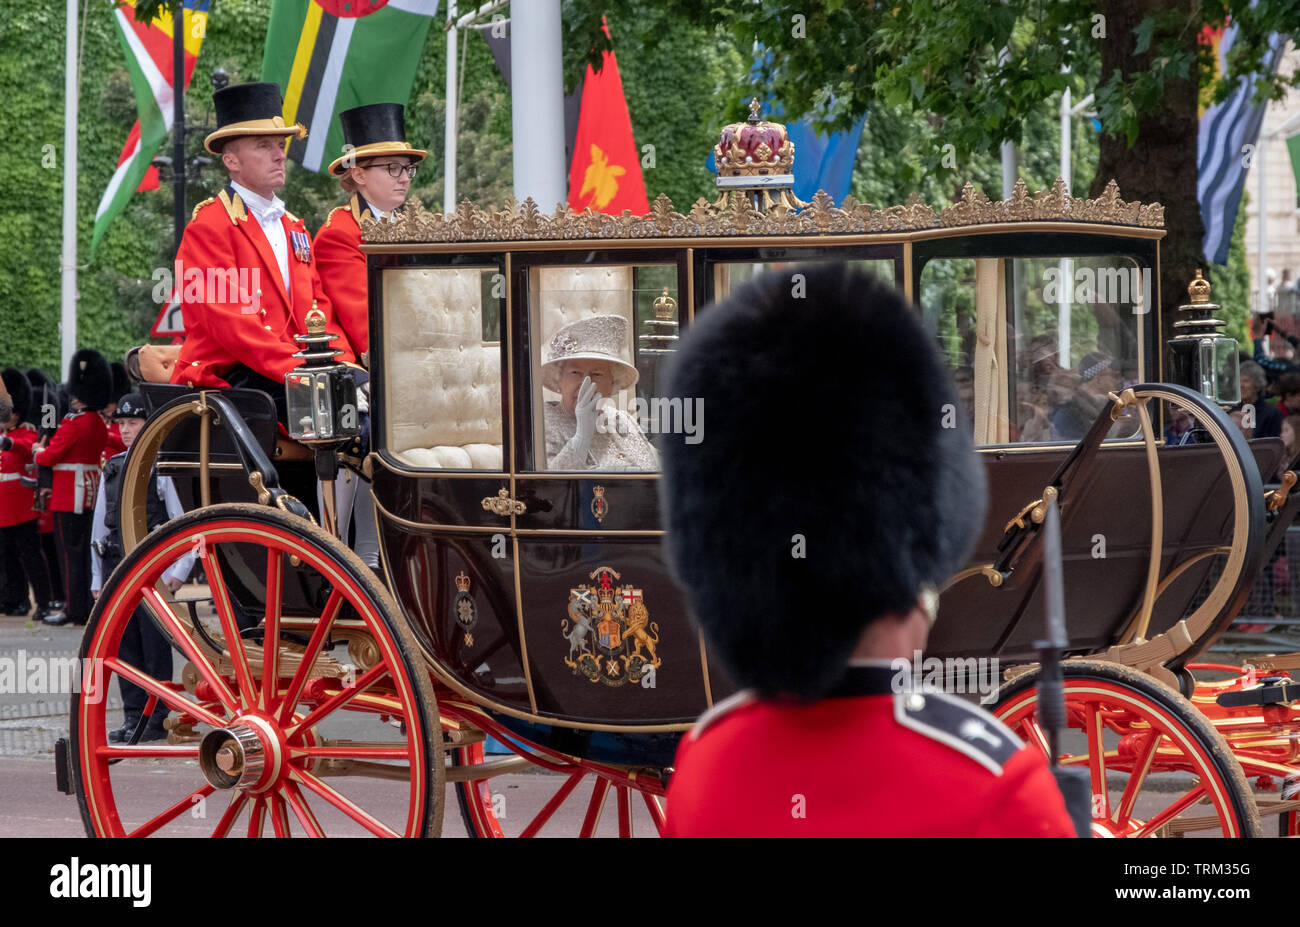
[
  {"left": 91, "top": 393, "right": 193, "bottom": 742},
  {"left": 657, "top": 263, "right": 1075, "bottom": 837},
  {"left": 35, "top": 350, "right": 111, "bottom": 627}
]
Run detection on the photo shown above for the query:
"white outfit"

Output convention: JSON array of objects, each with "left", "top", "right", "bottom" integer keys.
[
  {"left": 230, "top": 181, "right": 290, "bottom": 299},
  {"left": 545, "top": 401, "right": 659, "bottom": 471}
]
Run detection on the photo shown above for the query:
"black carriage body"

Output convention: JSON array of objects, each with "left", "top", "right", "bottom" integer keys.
[{"left": 361, "top": 198, "right": 1272, "bottom": 733}]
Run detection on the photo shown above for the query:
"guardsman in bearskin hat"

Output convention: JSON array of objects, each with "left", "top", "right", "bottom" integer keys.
[
  {"left": 309, "top": 103, "right": 424, "bottom": 567},
  {"left": 0, "top": 370, "right": 58, "bottom": 621},
  {"left": 26, "top": 368, "right": 65, "bottom": 612},
  {"left": 35, "top": 350, "right": 111, "bottom": 627},
  {"left": 102, "top": 361, "right": 131, "bottom": 459},
  {"left": 91, "top": 392, "right": 193, "bottom": 741},
  {"left": 170, "top": 81, "right": 359, "bottom": 417},
  {"left": 657, "top": 264, "right": 1074, "bottom": 837}
]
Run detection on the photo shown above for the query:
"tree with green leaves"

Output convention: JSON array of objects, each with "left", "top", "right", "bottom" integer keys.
[{"left": 567, "top": 0, "right": 1298, "bottom": 338}]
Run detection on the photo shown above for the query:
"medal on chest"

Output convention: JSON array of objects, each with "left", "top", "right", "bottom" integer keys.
[{"left": 291, "top": 229, "right": 311, "bottom": 263}]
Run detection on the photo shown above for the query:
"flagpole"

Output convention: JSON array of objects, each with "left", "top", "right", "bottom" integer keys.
[
  {"left": 510, "top": 0, "right": 566, "bottom": 208},
  {"left": 173, "top": 1, "right": 186, "bottom": 255},
  {"left": 60, "top": 0, "right": 79, "bottom": 376},
  {"left": 445, "top": 1, "right": 457, "bottom": 210}
]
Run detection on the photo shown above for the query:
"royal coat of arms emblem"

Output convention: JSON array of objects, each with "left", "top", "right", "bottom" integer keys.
[{"left": 562, "top": 566, "right": 661, "bottom": 686}]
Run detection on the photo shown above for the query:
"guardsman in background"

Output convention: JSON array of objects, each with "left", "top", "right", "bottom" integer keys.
[
  {"left": 170, "top": 81, "right": 357, "bottom": 423},
  {"left": 26, "top": 369, "right": 65, "bottom": 613},
  {"left": 91, "top": 392, "right": 194, "bottom": 742},
  {"left": 35, "top": 350, "right": 111, "bottom": 627},
  {"left": 658, "top": 264, "right": 1075, "bottom": 837},
  {"left": 102, "top": 361, "right": 131, "bottom": 460},
  {"left": 0, "top": 369, "right": 58, "bottom": 623},
  {"left": 312, "top": 102, "right": 424, "bottom": 568}
]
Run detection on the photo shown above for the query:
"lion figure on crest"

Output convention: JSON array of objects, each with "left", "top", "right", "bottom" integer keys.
[{"left": 624, "top": 600, "right": 660, "bottom": 667}]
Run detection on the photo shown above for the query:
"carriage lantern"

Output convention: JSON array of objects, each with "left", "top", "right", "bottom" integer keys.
[
  {"left": 284, "top": 306, "right": 360, "bottom": 445},
  {"left": 1166, "top": 270, "right": 1240, "bottom": 406}
]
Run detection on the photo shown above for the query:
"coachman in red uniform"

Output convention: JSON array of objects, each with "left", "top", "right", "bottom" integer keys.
[
  {"left": 35, "top": 350, "right": 111, "bottom": 627},
  {"left": 170, "top": 82, "right": 357, "bottom": 420},
  {"left": 657, "top": 264, "right": 1075, "bottom": 837},
  {"left": 0, "top": 369, "right": 57, "bottom": 622}
]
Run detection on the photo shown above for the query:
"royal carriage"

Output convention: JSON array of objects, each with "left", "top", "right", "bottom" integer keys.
[{"left": 60, "top": 105, "right": 1300, "bottom": 838}]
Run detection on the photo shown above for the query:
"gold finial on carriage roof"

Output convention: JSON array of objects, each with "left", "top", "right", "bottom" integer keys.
[
  {"left": 748, "top": 97, "right": 762, "bottom": 123},
  {"left": 1188, "top": 268, "right": 1212, "bottom": 304},
  {"left": 653, "top": 287, "right": 677, "bottom": 321}
]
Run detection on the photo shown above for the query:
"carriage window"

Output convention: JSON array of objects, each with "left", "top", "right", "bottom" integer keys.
[
  {"left": 714, "top": 258, "right": 893, "bottom": 302},
  {"left": 530, "top": 264, "right": 677, "bottom": 472},
  {"left": 920, "top": 256, "right": 1146, "bottom": 445},
  {"left": 381, "top": 266, "right": 504, "bottom": 470}
]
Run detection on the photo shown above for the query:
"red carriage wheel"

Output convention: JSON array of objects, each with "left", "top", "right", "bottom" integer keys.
[
  {"left": 447, "top": 717, "right": 667, "bottom": 838},
  {"left": 993, "top": 661, "right": 1259, "bottom": 837},
  {"left": 71, "top": 503, "right": 444, "bottom": 837}
]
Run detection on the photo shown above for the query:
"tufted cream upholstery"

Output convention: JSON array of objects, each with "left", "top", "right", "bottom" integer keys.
[{"left": 383, "top": 267, "right": 503, "bottom": 470}]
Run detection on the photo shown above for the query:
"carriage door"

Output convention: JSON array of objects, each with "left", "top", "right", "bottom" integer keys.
[
  {"left": 369, "top": 257, "right": 535, "bottom": 716},
  {"left": 509, "top": 253, "right": 713, "bottom": 726}
]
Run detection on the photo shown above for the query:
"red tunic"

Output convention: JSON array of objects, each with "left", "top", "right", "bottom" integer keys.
[
  {"left": 664, "top": 665, "right": 1076, "bottom": 837},
  {"left": 34, "top": 411, "right": 106, "bottom": 514},
  {"left": 313, "top": 195, "right": 368, "bottom": 361},
  {"left": 0, "top": 423, "right": 38, "bottom": 527},
  {"left": 170, "top": 188, "right": 356, "bottom": 389}
]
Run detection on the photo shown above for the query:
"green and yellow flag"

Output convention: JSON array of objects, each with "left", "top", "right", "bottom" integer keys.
[{"left": 262, "top": 0, "right": 439, "bottom": 173}]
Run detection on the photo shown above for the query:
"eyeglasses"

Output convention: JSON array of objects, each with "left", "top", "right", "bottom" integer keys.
[{"left": 366, "top": 162, "right": 418, "bottom": 179}]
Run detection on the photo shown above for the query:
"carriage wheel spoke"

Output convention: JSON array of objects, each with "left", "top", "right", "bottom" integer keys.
[
  {"left": 278, "top": 589, "right": 345, "bottom": 725},
  {"left": 1115, "top": 732, "right": 1162, "bottom": 826},
  {"left": 519, "top": 770, "right": 587, "bottom": 838},
  {"left": 280, "top": 781, "right": 324, "bottom": 837},
  {"left": 211, "top": 791, "right": 247, "bottom": 838},
  {"left": 1133, "top": 785, "right": 1207, "bottom": 838},
  {"left": 142, "top": 586, "right": 240, "bottom": 714},
  {"left": 261, "top": 548, "right": 283, "bottom": 711},
  {"left": 128, "top": 784, "right": 215, "bottom": 838},
  {"left": 104, "top": 657, "right": 226, "bottom": 728},
  {"left": 616, "top": 785, "right": 632, "bottom": 838},
  {"left": 97, "top": 744, "right": 200, "bottom": 759},
  {"left": 285, "top": 662, "right": 390, "bottom": 739},
  {"left": 247, "top": 795, "right": 267, "bottom": 838},
  {"left": 269, "top": 793, "right": 293, "bottom": 838},
  {"left": 290, "top": 767, "right": 398, "bottom": 837},
  {"left": 202, "top": 547, "right": 257, "bottom": 708},
  {"left": 291, "top": 744, "right": 409, "bottom": 760},
  {"left": 1085, "top": 703, "right": 1109, "bottom": 820},
  {"left": 1017, "top": 718, "right": 1052, "bottom": 757},
  {"left": 579, "top": 777, "right": 611, "bottom": 838},
  {"left": 641, "top": 792, "right": 666, "bottom": 834}
]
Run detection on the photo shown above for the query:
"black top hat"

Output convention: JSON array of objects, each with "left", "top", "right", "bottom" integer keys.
[
  {"left": 1, "top": 368, "right": 30, "bottom": 422},
  {"left": 205, "top": 81, "right": 306, "bottom": 154},
  {"left": 328, "top": 103, "right": 427, "bottom": 176},
  {"left": 68, "top": 349, "right": 113, "bottom": 412},
  {"left": 113, "top": 392, "right": 147, "bottom": 420}
]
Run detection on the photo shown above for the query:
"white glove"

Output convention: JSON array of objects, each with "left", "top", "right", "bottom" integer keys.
[
  {"left": 572, "top": 376, "right": 600, "bottom": 461},
  {"left": 356, "top": 379, "right": 371, "bottom": 415}
]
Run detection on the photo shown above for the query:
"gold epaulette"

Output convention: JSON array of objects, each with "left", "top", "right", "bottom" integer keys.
[
  {"left": 217, "top": 188, "right": 247, "bottom": 224},
  {"left": 285, "top": 209, "right": 299, "bottom": 224},
  {"left": 323, "top": 204, "right": 349, "bottom": 230},
  {"left": 190, "top": 196, "right": 215, "bottom": 222}
]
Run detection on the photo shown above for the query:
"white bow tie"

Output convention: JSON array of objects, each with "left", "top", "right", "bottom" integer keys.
[{"left": 257, "top": 203, "right": 285, "bottom": 223}]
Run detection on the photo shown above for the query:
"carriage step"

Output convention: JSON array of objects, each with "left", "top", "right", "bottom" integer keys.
[
  {"left": 54, "top": 737, "right": 73, "bottom": 795},
  {"left": 1216, "top": 678, "right": 1300, "bottom": 708}
]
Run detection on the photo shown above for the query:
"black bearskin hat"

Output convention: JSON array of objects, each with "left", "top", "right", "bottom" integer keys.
[
  {"left": 25, "top": 369, "right": 63, "bottom": 428},
  {"left": 109, "top": 361, "right": 131, "bottom": 406},
  {"left": 658, "top": 263, "right": 987, "bottom": 700},
  {"left": 67, "top": 349, "right": 113, "bottom": 411},
  {"left": 1, "top": 368, "right": 31, "bottom": 422}
]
